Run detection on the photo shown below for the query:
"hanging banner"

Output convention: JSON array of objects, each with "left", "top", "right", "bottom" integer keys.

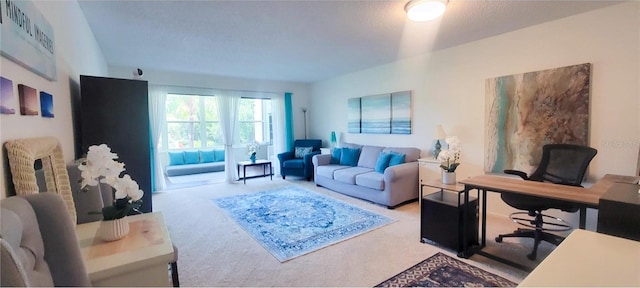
[{"left": 1, "top": 0, "right": 57, "bottom": 81}]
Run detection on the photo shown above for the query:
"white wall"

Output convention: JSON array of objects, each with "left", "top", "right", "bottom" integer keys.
[
  {"left": 309, "top": 2, "right": 640, "bottom": 227},
  {"left": 0, "top": 1, "right": 108, "bottom": 197}
]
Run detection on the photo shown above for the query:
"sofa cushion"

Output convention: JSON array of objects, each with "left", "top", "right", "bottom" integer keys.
[
  {"left": 333, "top": 167, "right": 373, "bottom": 184},
  {"left": 375, "top": 152, "right": 393, "bottom": 173},
  {"left": 340, "top": 147, "right": 361, "bottom": 166},
  {"left": 383, "top": 147, "right": 421, "bottom": 163},
  {"left": 388, "top": 152, "right": 406, "bottom": 166},
  {"left": 168, "top": 152, "right": 185, "bottom": 165},
  {"left": 330, "top": 148, "right": 342, "bottom": 164},
  {"left": 283, "top": 158, "right": 305, "bottom": 169},
  {"left": 317, "top": 165, "right": 348, "bottom": 179},
  {"left": 200, "top": 150, "right": 215, "bottom": 163},
  {"left": 214, "top": 149, "right": 225, "bottom": 161},
  {"left": 294, "top": 146, "right": 313, "bottom": 158},
  {"left": 355, "top": 171, "right": 385, "bottom": 190},
  {"left": 357, "top": 146, "right": 385, "bottom": 169},
  {"left": 184, "top": 151, "right": 200, "bottom": 164}
]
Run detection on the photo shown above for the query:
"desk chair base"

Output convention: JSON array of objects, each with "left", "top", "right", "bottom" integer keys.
[{"left": 495, "top": 211, "right": 571, "bottom": 260}]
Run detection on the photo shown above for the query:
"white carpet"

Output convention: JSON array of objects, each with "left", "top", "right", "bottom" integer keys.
[{"left": 152, "top": 177, "right": 553, "bottom": 286}]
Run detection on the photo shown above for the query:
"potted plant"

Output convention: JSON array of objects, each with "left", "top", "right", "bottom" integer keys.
[
  {"left": 437, "top": 136, "right": 461, "bottom": 184},
  {"left": 78, "top": 144, "right": 144, "bottom": 241}
]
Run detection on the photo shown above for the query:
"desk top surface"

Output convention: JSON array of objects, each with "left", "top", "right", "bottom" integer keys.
[
  {"left": 518, "top": 229, "right": 640, "bottom": 287},
  {"left": 75, "top": 212, "right": 174, "bottom": 281},
  {"left": 459, "top": 174, "right": 638, "bottom": 207}
]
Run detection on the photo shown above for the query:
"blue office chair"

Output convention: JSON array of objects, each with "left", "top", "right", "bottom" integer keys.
[
  {"left": 496, "top": 143, "right": 597, "bottom": 260},
  {"left": 277, "top": 139, "right": 322, "bottom": 181}
]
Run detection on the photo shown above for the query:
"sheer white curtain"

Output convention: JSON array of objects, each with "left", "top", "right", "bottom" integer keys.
[
  {"left": 270, "top": 95, "right": 286, "bottom": 175},
  {"left": 148, "top": 85, "right": 168, "bottom": 191},
  {"left": 216, "top": 91, "right": 241, "bottom": 183}
]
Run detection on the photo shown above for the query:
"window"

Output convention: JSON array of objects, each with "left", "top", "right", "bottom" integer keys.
[
  {"left": 163, "top": 94, "right": 272, "bottom": 150},
  {"left": 238, "top": 98, "right": 272, "bottom": 145},
  {"left": 164, "top": 94, "right": 221, "bottom": 149}
]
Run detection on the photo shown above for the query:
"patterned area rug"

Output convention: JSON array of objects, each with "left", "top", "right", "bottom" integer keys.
[
  {"left": 214, "top": 186, "right": 394, "bottom": 262},
  {"left": 376, "top": 252, "right": 518, "bottom": 287}
]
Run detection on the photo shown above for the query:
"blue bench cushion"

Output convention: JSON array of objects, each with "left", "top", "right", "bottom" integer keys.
[
  {"left": 200, "top": 150, "right": 215, "bottom": 163},
  {"left": 165, "top": 162, "right": 225, "bottom": 177},
  {"left": 214, "top": 149, "right": 225, "bottom": 161},
  {"left": 184, "top": 151, "right": 200, "bottom": 164},
  {"left": 168, "top": 152, "right": 185, "bottom": 165}
]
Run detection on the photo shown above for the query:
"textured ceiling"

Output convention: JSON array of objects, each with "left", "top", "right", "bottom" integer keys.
[{"left": 78, "top": 0, "right": 621, "bottom": 83}]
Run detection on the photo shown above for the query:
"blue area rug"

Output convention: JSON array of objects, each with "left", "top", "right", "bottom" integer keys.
[{"left": 213, "top": 186, "right": 394, "bottom": 262}]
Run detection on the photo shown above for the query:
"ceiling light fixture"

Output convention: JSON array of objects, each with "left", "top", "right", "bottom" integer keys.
[{"left": 405, "top": 0, "right": 448, "bottom": 22}]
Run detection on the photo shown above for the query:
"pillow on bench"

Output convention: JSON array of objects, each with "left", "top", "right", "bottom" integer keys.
[
  {"left": 184, "top": 151, "right": 200, "bottom": 164},
  {"left": 200, "top": 150, "right": 215, "bottom": 163},
  {"left": 168, "top": 152, "right": 185, "bottom": 166}
]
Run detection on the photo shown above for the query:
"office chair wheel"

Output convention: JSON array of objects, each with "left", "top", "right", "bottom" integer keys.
[
  {"left": 495, "top": 236, "right": 503, "bottom": 243},
  {"left": 527, "top": 252, "right": 537, "bottom": 261}
]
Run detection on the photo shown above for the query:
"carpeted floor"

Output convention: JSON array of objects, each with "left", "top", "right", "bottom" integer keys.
[{"left": 152, "top": 177, "right": 553, "bottom": 286}]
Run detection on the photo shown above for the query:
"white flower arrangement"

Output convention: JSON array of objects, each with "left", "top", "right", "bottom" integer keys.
[
  {"left": 77, "top": 144, "right": 143, "bottom": 220},
  {"left": 437, "top": 136, "right": 462, "bottom": 172},
  {"left": 248, "top": 141, "right": 260, "bottom": 156}
]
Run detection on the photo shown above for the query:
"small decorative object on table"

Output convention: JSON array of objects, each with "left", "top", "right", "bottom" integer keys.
[
  {"left": 78, "top": 144, "right": 144, "bottom": 242},
  {"left": 248, "top": 141, "right": 259, "bottom": 163},
  {"left": 438, "top": 136, "right": 461, "bottom": 185}
]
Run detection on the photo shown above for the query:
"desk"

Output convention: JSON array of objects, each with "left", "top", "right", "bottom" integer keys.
[
  {"left": 518, "top": 229, "right": 640, "bottom": 287},
  {"left": 75, "top": 212, "right": 174, "bottom": 287},
  {"left": 458, "top": 174, "right": 638, "bottom": 271},
  {"left": 237, "top": 159, "right": 273, "bottom": 184}
]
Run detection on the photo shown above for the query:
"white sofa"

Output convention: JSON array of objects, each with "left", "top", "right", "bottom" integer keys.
[{"left": 312, "top": 143, "right": 420, "bottom": 208}]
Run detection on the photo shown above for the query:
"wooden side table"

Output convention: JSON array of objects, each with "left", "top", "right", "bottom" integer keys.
[{"left": 75, "top": 212, "right": 174, "bottom": 287}]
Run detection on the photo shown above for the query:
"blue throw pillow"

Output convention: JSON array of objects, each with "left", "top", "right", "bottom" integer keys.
[
  {"left": 184, "top": 151, "right": 200, "bottom": 164},
  {"left": 388, "top": 152, "right": 406, "bottom": 167},
  {"left": 375, "top": 152, "right": 393, "bottom": 173},
  {"left": 330, "top": 148, "right": 342, "bottom": 164},
  {"left": 340, "top": 147, "right": 361, "bottom": 167},
  {"left": 200, "top": 150, "right": 215, "bottom": 163},
  {"left": 295, "top": 146, "right": 313, "bottom": 158},
  {"left": 214, "top": 149, "right": 225, "bottom": 161},
  {"left": 168, "top": 152, "right": 184, "bottom": 166}
]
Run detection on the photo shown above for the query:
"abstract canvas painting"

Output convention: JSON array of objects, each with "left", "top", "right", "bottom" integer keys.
[
  {"left": 361, "top": 94, "right": 391, "bottom": 134},
  {"left": 484, "top": 63, "right": 590, "bottom": 174},
  {"left": 40, "top": 91, "right": 54, "bottom": 118},
  {"left": 18, "top": 84, "right": 39, "bottom": 116},
  {"left": 0, "top": 77, "right": 16, "bottom": 114},
  {"left": 348, "top": 98, "right": 361, "bottom": 133},
  {"left": 391, "top": 91, "right": 411, "bottom": 134}
]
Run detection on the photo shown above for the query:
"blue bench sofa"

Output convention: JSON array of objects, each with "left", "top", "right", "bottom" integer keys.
[{"left": 165, "top": 149, "right": 225, "bottom": 177}]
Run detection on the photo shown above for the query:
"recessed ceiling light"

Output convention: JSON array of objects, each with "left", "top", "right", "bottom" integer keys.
[{"left": 405, "top": 0, "right": 448, "bottom": 22}]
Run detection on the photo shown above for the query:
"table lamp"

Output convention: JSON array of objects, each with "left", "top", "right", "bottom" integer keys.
[{"left": 433, "top": 125, "right": 447, "bottom": 159}]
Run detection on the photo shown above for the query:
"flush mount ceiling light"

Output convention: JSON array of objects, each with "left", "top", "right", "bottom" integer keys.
[{"left": 405, "top": 0, "right": 448, "bottom": 21}]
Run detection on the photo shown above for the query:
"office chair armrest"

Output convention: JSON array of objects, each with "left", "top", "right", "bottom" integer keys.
[{"left": 504, "top": 169, "right": 529, "bottom": 180}]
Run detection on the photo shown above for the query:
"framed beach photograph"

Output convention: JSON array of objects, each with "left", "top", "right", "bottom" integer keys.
[
  {"left": 0, "top": 76, "right": 16, "bottom": 114},
  {"left": 391, "top": 91, "right": 411, "bottom": 134},
  {"left": 347, "top": 97, "right": 361, "bottom": 133},
  {"left": 40, "top": 91, "right": 54, "bottom": 118},
  {"left": 18, "top": 84, "right": 39, "bottom": 116},
  {"left": 361, "top": 93, "right": 391, "bottom": 134}
]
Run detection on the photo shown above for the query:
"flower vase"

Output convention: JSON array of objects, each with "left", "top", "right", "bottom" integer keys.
[
  {"left": 442, "top": 171, "right": 456, "bottom": 185},
  {"left": 97, "top": 217, "right": 130, "bottom": 242},
  {"left": 250, "top": 152, "right": 256, "bottom": 163}
]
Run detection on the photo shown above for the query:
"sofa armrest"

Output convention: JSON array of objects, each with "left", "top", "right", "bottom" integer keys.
[
  {"left": 313, "top": 154, "right": 331, "bottom": 166},
  {"left": 277, "top": 151, "right": 295, "bottom": 163},
  {"left": 384, "top": 162, "right": 419, "bottom": 187}
]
